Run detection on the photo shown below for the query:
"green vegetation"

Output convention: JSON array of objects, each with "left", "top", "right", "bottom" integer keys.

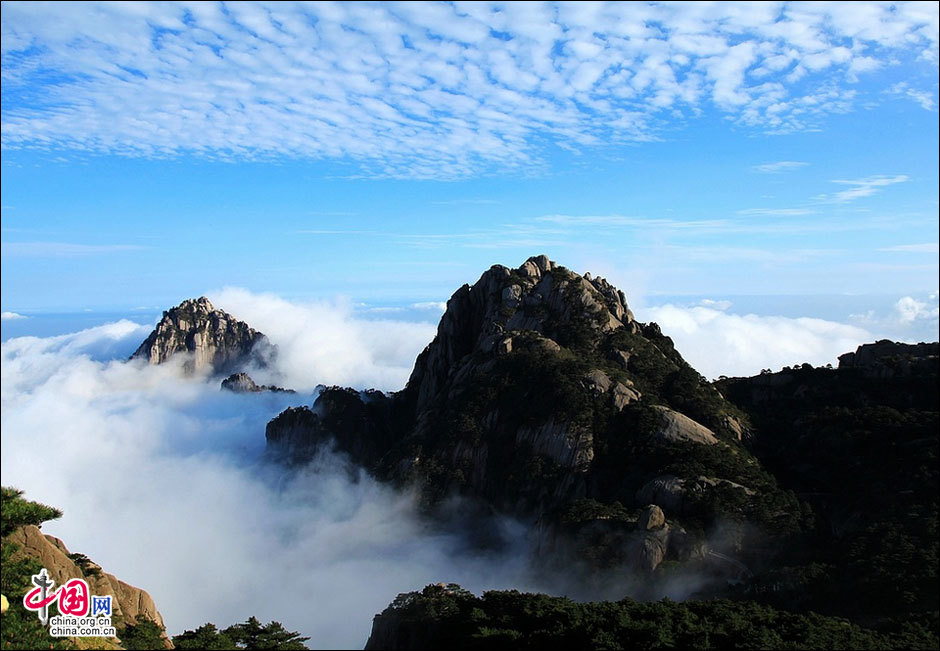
[
  {"left": 173, "top": 623, "right": 236, "bottom": 649},
  {"left": 1, "top": 486, "right": 71, "bottom": 650},
  {"left": 119, "top": 617, "right": 166, "bottom": 649},
  {"left": 371, "top": 584, "right": 896, "bottom": 650},
  {"left": 1, "top": 488, "right": 171, "bottom": 651},
  {"left": 1, "top": 486, "right": 62, "bottom": 538},
  {"left": 68, "top": 553, "right": 102, "bottom": 578},
  {"left": 605, "top": 326, "right": 749, "bottom": 439},
  {"left": 718, "top": 365, "right": 939, "bottom": 645},
  {"left": 173, "top": 616, "right": 309, "bottom": 649}
]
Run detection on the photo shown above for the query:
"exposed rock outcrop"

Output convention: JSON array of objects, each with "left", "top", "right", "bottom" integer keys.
[
  {"left": 265, "top": 255, "right": 781, "bottom": 578},
  {"left": 651, "top": 406, "right": 719, "bottom": 445},
  {"left": 838, "top": 340, "right": 939, "bottom": 378},
  {"left": 221, "top": 372, "right": 294, "bottom": 394},
  {"left": 638, "top": 504, "right": 666, "bottom": 530},
  {"left": 406, "top": 255, "right": 638, "bottom": 416},
  {"left": 8, "top": 525, "right": 167, "bottom": 632},
  {"left": 131, "top": 297, "right": 273, "bottom": 375}
]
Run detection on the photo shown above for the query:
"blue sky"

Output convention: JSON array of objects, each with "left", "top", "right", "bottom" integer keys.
[{"left": 1, "top": 1, "right": 938, "bottom": 320}]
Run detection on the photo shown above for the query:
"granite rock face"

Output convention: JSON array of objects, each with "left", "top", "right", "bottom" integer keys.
[
  {"left": 8, "top": 525, "right": 167, "bottom": 632},
  {"left": 266, "top": 256, "right": 772, "bottom": 578},
  {"left": 131, "top": 296, "right": 274, "bottom": 375},
  {"left": 838, "top": 340, "right": 939, "bottom": 378},
  {"left": 651, "top": 406, "right": 719, "bottom": 445},
  {"left": 406, "top": 254, "right": 638, "bottom": 415},
  {"left": 221, "top": 372, "right": 294, "bottom": 394}
]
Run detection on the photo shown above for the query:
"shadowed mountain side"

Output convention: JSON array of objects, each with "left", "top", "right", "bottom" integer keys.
[
  {"left": 365, "top": 584, "right": 896, "bottom": 651},
  {"left": 716, "top": 340, "right": 939, "bottom": 627},
  {"left": 266, "top": 256, "right": 798, "bottom": 580}
]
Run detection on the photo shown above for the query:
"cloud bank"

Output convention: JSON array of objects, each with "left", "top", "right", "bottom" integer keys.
[
  {"left": 2, "top": 290, "right": 933, "bottom": 648},
  {"left": 2, "top": 1, "right": 937, "bottom": 177},
  {"left": 208, "top": 288, "right": 437, "bottom": 393},
  {"left": 638, "top": 303, "right": 875, "bottom": 378},
  {"left": 0, "top": 319, "right": 537, "bottom": 649}
]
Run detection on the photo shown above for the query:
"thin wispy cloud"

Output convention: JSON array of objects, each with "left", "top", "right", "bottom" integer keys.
[
  {"left": 2, "top": 2, "right": 937, "bottom": 178},
  {"left": 752, "top": 161, "right": 809, "bottom": 174},
  {"left": 879, "top": 243, "right": 940, "bottom": 253},
  {"left": 0, "top": 241, "right": 147, "bottom": 257},
  {"left": 296, "top": 230, "right": 382, "bottom": 236},
  {"left": 534, "top": 214, "right": 730, "bottom": 230},
  {"left": 411, "top": 301, "right": 448, "bottom": 312},
  {"left": 817, "top": 175, "right": 910, "bottom": 203},
  {"left": 886, "top": 82, "right": 938, "bottom": 110},
  {"left": 1, "top": 311, "right": 28, "bottom": 320},
  {"left": 737, "top": 208, "right": 815, "bottom": 216},
  {"left": 658, "top": 244, "right": 838, "bottom": 264}
]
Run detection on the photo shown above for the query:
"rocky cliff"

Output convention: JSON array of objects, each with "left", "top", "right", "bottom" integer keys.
[
  {"left": 837, "top": 339, "right": 939, "bottom": 378},
  {"left": 267, "top": 256, "right": 793, "bottom": 577},
  {"left": 131, "top": 297, "right": 273, "bottom": 375},
  {"left": 221, "top": 372, "right": 294, "bottom": 394},
  {"left": 7, "top": 525, "right": 166, "bottom": 631}
]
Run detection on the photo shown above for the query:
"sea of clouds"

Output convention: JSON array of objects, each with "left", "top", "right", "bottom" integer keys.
[
  {"left": 0, "top": 314, "right": 538, "bottom": 649},
  {"left": 2, "top": 288, "right": 937, "bottom": 647}
]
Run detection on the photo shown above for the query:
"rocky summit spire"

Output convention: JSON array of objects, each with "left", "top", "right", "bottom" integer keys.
[
  {"left": 406, "top": 254, "right": 637, "bottom": 414},
  {"left": 131, "top": 296, "right": 273, "bottom": 375}
]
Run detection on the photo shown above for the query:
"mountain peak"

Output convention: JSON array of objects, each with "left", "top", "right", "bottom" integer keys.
[
  {"left": 183, "top": 295, "right": 215, "bottom": 311},
  {"left": 131, "top": 297, "right": 273, "bottom": 375},
  {"left": 406, "top": 256, "right": 636, "bottom": 412}
]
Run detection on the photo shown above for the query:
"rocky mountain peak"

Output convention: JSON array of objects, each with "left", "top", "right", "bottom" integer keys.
[
  {"left": 131, "top": 296, "right": 274, "bottom": 375},
  {"left": 406, "top": 255, "right": 637, "bottom": 413},
  {"left": 264, "top": 255, "right": 791, "bottom": 577}
]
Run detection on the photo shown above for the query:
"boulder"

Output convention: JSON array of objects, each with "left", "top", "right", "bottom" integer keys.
[
  {"left": 651, "top": 406, "right": 719, "bottom": 445},
  {"left": 611, "top": 382, "right": 641, "bottom": 410},
  {"left": 583, "top": 369, "right": 612, "bottom": 395},
  {"left": 638, "top": 504, "right": 666, "bottom": 530}
]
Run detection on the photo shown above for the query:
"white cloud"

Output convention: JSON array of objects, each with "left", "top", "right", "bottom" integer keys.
[
  {"left": 696, "top": 299, "right": 732, "bottom": 311},
  {"left": 1, "top": 1, "right": 937, "bottom": 178},
  {"left": 880, "top": 243, "right": 940, "bottom": 253},
  {"left": 894, "top": 295, "right": 940, "bottom": 324},
  {"left": 887, "top": 81, "right": 938, "bottom": 110},
  {"left": 0, "top": 326, "right": 542, "bottom": 648},
  {"left": 848, "top": 292, "right": 939, "bottom": 338},
  {"left": 752, "top": 161, "right": 809, "bottom": 173},
  {"left": 639, "top": 303, "right": 874, "bottom": 378},
  {"left": 737, "top": 207, "right": 815, "bottom": 216},
  {"left": 208, "top": 288, "right": 437, "bottom": 392},
  {"left": 411, "top": 301, "right": 448, "bottom": 312},
  {"left": 817, "top": 175, "right": 909, "bottom": 203},
  {"left": 1, "top": 311, "right": 27, "bottom": 320}
]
